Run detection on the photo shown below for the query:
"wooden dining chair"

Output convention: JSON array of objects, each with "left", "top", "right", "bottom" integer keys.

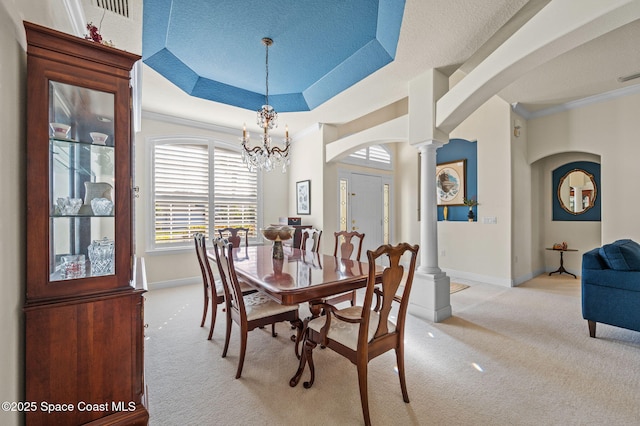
[
  {"left": 301, "top": 228, "right": 322, "bottom": 252},
  {"left": 326, "top": 230, "right": 366, "bottom": 306},
  {"left": 218, "top": 227, "right": 249, "bottom": 248},
  {"left": 296, "top": 242, "right": 419, "bottom": 426},
  {"left": 212, "top": 238, "right": 302, "bottom": 379},
  {"left": 218, "top": 227, "right": 250, "bottom": 260},
  {"left": 193, "top": 233, "right": 255, "bottom": 340}
]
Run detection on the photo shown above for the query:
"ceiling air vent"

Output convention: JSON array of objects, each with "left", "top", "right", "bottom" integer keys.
[{"left": 92, "top": 0, "right": 129, "bottom": 18}]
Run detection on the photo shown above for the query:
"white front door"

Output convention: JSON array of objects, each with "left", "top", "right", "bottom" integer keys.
[{"left": 350, "top": 173, "right": 384, "bottom": 256}]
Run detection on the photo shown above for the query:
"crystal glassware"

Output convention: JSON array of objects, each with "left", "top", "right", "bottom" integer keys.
[
  {"left": 61, "top": 254, "right": 86, "bottom": 279},
  {"left": 91, "top": 197, "right": 114, "bottom": 215},
  {"left": 56, "top": 197, "right": 82, "bottom": 215},
  {"left": 88, "top": 237, "right": 115, "bottom": 276}
]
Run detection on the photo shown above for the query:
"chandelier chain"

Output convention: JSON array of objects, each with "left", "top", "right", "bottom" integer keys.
[
  {"left": 240, "top": 37, "right": 291, "bottom": 173},
  {"left": 264, "top": 38, "right": 269, "bottom": 106}
]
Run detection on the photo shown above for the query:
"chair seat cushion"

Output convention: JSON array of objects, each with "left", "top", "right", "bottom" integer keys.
[
  {"left": 308, "top": 306, "right": 396, "bottom": 351},
  {"left": 214, "top": 279, "right": 255, "bottom": 298},
  {"left": 243, "top": 292, "right": 299, "bottom": 321},
  {"left": 599, "top": 239, "right": 640, "bottom": 271}
]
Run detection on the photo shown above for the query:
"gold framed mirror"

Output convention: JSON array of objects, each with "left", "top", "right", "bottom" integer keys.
[{"left": 557, "top": 169, "right": 597, "bottom": 215}]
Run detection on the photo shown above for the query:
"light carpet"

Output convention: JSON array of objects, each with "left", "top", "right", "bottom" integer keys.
[{"left": 143, "top": 275, "right": 640, "bottom": 425}]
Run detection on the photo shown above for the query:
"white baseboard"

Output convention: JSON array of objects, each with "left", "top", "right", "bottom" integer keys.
[
  {"left": 443, "top": 267, "right": 576, "bottom": 288},
  {"left": 513, "top": 268, "right": 545, "bottom": 286},
  {"left": 148, "top": 276, "right": 200, "bottom": 290},
  {"left": 442, "top": 268, "right": 514, "bottom": 287}
]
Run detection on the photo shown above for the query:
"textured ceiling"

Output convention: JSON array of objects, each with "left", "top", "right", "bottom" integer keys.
[
  {"left": 142, "top": 0, "right": 405, "bottom": 112},
  {"left": 24, "top": 0, "right": 637, "bottom": 136}
]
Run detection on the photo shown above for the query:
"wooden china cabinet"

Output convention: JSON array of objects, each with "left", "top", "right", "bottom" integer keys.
[{"left": 23, "top": 22, "right": 148, "bottom": 425}]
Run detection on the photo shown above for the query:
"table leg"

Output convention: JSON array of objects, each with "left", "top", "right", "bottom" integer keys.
[
  {"left": 290, "top": 318, "right": 303, "bottom": 349},
  {"left": 294, "top": 301, "right": 323, "bottom": 359},
  {"left": 291, "top": 301, "right": 323, "bottom": 384},
  {"left": 548, "top": 251, "right": 577, "bottom": 278},
  {"left": 290, "top": 332, "right": 311, "bottom": 387}
]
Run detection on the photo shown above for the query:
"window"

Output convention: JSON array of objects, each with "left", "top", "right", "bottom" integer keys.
[
  {"left": 341, "top": 144, "right": 392, "bottom": 170},
  {"left": 150, "top": 138, "right": 259, "bottom": 251},
  {"left": 212, "top": 147, "right": 258, "bottom": 237},
  {"left": 339, "top": 178, "right": 348, "bottom": 231}
]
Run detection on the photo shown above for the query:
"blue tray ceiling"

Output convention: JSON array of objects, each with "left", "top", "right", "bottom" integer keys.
[{"left": 143, "top": 0, "right": 405, "bottom": 112}]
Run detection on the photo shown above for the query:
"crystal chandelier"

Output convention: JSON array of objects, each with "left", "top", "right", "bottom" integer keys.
[{"left": 241, "top": 37, "right": 291, "bottom": 173}]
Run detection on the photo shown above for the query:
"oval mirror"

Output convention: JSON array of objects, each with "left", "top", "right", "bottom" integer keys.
[{"left": 557, "top": 169, "right": 597, "bottom": 215}]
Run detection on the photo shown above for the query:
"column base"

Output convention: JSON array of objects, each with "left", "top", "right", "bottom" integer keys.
[{"left": 408, "top": 271, "right": 452, "bottom": 323}]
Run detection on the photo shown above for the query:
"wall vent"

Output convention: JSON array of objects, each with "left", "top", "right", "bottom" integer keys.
[{"left": 92, "top": 0, "right": 129, "bottom": 18}]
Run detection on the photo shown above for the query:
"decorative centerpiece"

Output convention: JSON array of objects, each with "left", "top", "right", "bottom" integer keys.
[{"left": 261, "top": 225, "right": 294, "bottom": 259}]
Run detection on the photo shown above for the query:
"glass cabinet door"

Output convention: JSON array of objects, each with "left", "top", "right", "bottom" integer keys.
[{"left": 49, "top": 81, "right": 116, "bottom": 281}]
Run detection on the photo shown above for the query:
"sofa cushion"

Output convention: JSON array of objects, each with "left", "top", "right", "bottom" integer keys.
[
  {"left": 598, "top": 239, "right": 640, "bottom": 271},
  {"left": 582, "top": 248, "right": 607, "bottom": 270}
]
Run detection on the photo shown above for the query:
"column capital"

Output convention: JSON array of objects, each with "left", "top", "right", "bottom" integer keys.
[{"left": 412, "top": 138, "right": 447, "bottom": 151}]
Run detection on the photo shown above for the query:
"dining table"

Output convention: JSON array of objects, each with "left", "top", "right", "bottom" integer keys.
[
  {"left": 207, "top": 244, "right": 383, "bottom": 384},
  {"left": 208, "top": 244, "right": 382, "bottom": 307}
]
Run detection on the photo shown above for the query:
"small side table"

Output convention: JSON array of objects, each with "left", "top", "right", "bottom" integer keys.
[{"left": 546, "top": 248, "right": 578, "bottom": 278}]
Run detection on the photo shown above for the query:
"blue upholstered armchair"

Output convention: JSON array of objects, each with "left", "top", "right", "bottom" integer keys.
[{"left": 582, "top": 239, "right": 640, "bottom": 338}]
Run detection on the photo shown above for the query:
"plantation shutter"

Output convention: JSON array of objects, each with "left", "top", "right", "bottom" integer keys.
[
  {"left": 213, "top": 147, "right": 258, "bottom": 238},
  {"left": 154, "top": 144, "right": 209, "bottom": 245},
  {"left": 345, "top": 145, "right": 391, "bottom": 169},
  {"left": 368, "top": 145, "right": 391, "bottom": 164}
]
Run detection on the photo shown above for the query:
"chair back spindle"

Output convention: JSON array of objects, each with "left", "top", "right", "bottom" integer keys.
[
  {"left": 333, "top": 230, "right": 365, "bottom": 261},
  {"left": 218, "top": 227, "right": 250, "bottom": 248},
  {"left": 212, "top": 238, "right": 245, "bottom": 317},
  {"left": 324, "top": 230, "right": 365, "bottom": 307},
  {"left": 301, "top": 228, "right": 322, "bottom": 252},
  {"left": 366, "top": 243, "right": 417, "bottom": 341}
]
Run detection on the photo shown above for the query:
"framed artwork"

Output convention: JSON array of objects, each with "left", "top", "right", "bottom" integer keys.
[
  {"left": 296, "top": 180, "right": 311, "bottom": 215},
  {"left": 436, "top": 159, "right": 466, "bottom": 206}
]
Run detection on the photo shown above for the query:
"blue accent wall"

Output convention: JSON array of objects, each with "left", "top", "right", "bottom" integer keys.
[
  {"left": 552, "top": 161, "right": 601, "bottom": 221},
  {"left": 436, "top": 139, "right": 477, "bottom": 221}
]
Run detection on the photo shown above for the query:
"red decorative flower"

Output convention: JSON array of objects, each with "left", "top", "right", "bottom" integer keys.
[{"left": 85, "top": 23, "right": 103, "bottom": 44}]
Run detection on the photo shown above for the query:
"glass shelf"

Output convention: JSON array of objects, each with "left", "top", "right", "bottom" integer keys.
[
  {"left": 49, "top": 80, "right": 116, "bottom": 282},
  {"left": 51, "top": 214, "right": 115, "bottom": 218},
  {"left": 50, "top": 216, "right": 115, "bottom": 282}
]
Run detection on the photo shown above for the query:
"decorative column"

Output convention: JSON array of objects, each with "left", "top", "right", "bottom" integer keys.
[
  {"left": 418, "top": 140, "right": 444, "bottom": 274},
  {"left": 408, "top": 140, "right": 451, "bottom": 322},
  {"left": 407, "top": 69, "right": 451, "bottom": 322}
]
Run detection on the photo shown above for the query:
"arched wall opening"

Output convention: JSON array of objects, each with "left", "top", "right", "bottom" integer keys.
[{"left": 531, "top": 151, "right": 602, "bottom": 276}]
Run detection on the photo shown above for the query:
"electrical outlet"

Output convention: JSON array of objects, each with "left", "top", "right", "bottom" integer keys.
[
  {"left": 440, "top": 249, "right": 446, "bottom": 257},
  {"left": 482, "top": 216, "right": 497, "bottom": 224}
]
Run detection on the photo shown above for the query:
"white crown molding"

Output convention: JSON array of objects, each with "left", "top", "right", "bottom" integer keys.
[
  {"left": 142, "top": 110, "right": 241, "bottom": 136},
  {"left": 141, "top": 109, "right": 317, "bottom": 143},
  {"left": 511, "top": 83, "right": 640, "bottom": 120}
]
